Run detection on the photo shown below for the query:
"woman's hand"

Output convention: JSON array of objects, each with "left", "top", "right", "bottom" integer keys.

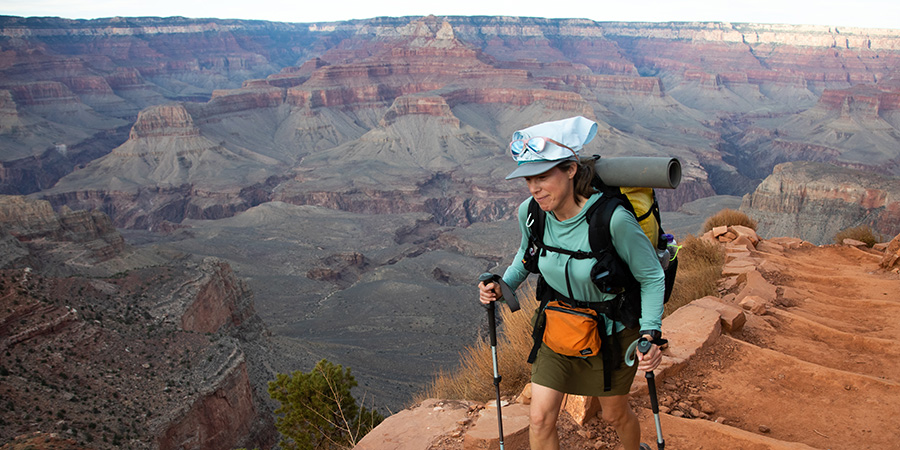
[
  {"left": 478, "top": 281, "right": 502, "bottom": 305},
  {"left": 637, "top": 341, "right": 663, "bottom": 372}
]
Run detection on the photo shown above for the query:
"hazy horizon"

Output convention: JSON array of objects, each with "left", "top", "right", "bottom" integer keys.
[{"left": 3, "top": 0, "right": 899, "bottom": 30}]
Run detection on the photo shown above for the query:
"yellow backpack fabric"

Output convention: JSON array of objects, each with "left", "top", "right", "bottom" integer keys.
[{"left": 620, "top": 187, "right": 660, "bottom": 247}]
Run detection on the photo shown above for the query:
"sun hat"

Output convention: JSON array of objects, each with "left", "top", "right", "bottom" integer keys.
[{"left": 505, "top": 116, "right": 599, "bottom": 180}]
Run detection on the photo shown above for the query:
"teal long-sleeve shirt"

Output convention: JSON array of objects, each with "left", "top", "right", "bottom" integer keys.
[{"left": 501, "top": 192, "right": 665, "bottom": 335}]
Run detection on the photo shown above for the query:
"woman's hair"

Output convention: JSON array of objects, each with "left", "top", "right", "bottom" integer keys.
[{"left": 559, "top": 157, "right": 598, "bottom": 201}]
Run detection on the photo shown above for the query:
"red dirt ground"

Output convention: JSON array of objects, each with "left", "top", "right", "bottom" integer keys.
[
  {"left": 623, "top": 244, "right": 900, "bottom": 450},
  {"left": 428, "top": 242, "right": 900, "bottom": 450}
]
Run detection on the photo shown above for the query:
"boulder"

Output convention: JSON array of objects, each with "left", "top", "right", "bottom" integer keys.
[
  {"left": 731, "top": 235, "right": 756, "bottom": 251},
  {"left": 842, "top": 238, "right": 868, "bottom": 248},
  {"left": 463, "top": 403, "right": 530, "bottom": 450},
  {"left": 736, "top": 270, "right": 777, "bottom": 304},
  {"left": 562, "top": 394, "right": 601, "bottom": 426},
  {"left": 730, "top": 225, "right": 760, "bottom": 245},
  {"left": 355, "top": 399, "right": 478, "bottom": 450},
  {"left": 739, "top": 295, "right": 768, "bottom": 315},
  {"left": 880, "top": 233, "right": 900, "bottom": 270},
  {"left": 653, "top": 304, "right": 722, "bottom": 374},
  {"left": 516, "top": 383, "right": 532, "bottom": 405},
  {"left": 691, "top": 296, "right": 747, "bottom": 333},
  {"left": 712, "top": 226, "right": 729, "bottom": 238}
]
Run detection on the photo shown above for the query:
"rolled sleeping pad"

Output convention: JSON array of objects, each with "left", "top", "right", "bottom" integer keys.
[{"left": 593, "top": 157, "right": 682, "bottom": 189}]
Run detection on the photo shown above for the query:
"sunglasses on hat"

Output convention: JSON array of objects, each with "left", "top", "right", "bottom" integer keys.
[{"left": 509, "top": 136, "right": 578, "bottom": 159}]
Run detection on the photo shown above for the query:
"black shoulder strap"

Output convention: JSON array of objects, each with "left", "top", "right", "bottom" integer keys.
[
  {"left": 527, "top": 197, "right": 593, "bottom": 260},
  {"left": 586, "top": 192, "right": 626, "bottom": 258},
  {"left": 526, "top": 197, "right": 545, "bottom": 247}
]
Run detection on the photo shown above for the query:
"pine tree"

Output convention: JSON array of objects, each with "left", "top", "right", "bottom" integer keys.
[{"left": 268, "top": 359, "right": 384, "bottom": 450}]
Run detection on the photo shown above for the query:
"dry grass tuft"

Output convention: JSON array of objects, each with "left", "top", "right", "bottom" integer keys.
[
  {"left": 701, "top": 208, "right": 757, "bottom": 232},
  {"left": 833, "top": 225, "right": 882, "bottom": 247},
  {"left": 664, "top": 234, "right": 725, "bottom": 316},
  {"left": 417, "top": 283, "right": 539, "bottom": 403},
  {"left": 418, "top": 235, "right": 725, "bottom": 403}
]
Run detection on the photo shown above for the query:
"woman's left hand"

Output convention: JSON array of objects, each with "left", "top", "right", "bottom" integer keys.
[{"left": 637, "top": 341, "right": 662, "bottom": 372}]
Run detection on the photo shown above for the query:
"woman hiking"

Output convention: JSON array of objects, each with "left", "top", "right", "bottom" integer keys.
[{"left": 478, "top": 116, "right": 665, "bottom": 450}]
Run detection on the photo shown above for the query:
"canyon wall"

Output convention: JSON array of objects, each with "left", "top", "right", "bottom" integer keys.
[
  {"left": 742, "top": 161, "right": 900, "bottom": 244},
  {"left": 0, "top": 195, "right": 277, "bottom": 449}
]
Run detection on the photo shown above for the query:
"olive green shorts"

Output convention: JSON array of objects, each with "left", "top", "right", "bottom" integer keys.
[{"left": 531, "top": 326, "right": 640, "bottom": 397}]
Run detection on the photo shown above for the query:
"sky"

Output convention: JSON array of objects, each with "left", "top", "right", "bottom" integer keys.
[{"left": 1, "top": 0, "right": 899, "bottom": 30}]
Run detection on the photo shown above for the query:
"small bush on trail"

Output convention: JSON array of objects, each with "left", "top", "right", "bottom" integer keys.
[
  {"left": 418, "top": 282, "right": 538, "bottom": 404},
  {"left": 833, "top": 225, "right": 881, "bottom": 247},
  {"left": 701, "top": 209, "right": 757, "bottom": 233}
]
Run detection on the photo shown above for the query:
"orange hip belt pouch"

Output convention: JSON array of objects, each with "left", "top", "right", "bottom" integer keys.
[{"left": 542, "top": 301, "right": 602, "bottom": 357}]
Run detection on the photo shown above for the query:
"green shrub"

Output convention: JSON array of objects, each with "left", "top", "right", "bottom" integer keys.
[{"left": 268, "top": 359, "right": 383, "bottom": 450}]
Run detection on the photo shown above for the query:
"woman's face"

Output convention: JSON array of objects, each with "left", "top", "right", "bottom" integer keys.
[{"left": 524, "top": 163, "right": 576, "bottom": 214}]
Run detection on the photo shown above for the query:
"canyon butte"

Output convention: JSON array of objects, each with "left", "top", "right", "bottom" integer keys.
[{"left": 1, "top": 13, "right": 900, "bottom": 449}]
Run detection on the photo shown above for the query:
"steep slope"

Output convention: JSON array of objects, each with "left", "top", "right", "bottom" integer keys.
[{"left": 0, "top": 195, "right": 279, "bottom": 450}]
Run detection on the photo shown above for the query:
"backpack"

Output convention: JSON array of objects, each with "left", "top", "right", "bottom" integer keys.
[
  {"left": 522, "top": 156, "right": 678, "bottom": 390},
  {"left": 522, "top": 163, "right": 678, "bottom": 320}
]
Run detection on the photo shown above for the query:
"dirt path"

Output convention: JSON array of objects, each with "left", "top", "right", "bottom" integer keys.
[{"left": 630, "top": 243, "right": 900, "bottom": 450}]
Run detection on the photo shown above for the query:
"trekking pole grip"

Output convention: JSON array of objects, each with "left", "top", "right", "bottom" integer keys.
[
  {"left": 479, "top": 273, "right": 499, "bottom": 347},
  {"left": 637, "top": 339, "right": 661, "bottom": 412}
]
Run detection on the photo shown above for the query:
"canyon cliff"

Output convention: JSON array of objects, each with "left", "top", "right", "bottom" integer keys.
[
  {"left": 742, "top": 161, "right": 900, "bottom": 244},
  {"left": 1, "top": 16, "right": 898, "bottom": 234},
  {"left": 0, "top": 195, "right": 278, "bottom": 449}
]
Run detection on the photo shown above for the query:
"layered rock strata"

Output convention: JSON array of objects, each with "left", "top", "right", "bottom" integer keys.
[
  {"left": 0, "top": 197, "right": 278, "bottom": 449},
  {"left": 741, "top": 161, "right": 900, "bottom": 244}
]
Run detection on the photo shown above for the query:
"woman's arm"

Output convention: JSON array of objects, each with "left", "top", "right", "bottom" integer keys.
[
  {"left": 608, "top": 206, "right": 665, "bottom": 332},
  {"left": 501, "top": 199, "right": 532, "bottom": 291}
]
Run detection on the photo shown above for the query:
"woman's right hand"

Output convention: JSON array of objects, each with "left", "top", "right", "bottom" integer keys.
[{"left": 478, "top": 281, "right": 502, "bottom": 305}]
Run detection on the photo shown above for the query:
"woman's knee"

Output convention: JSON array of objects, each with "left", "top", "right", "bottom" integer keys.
[
  {"left": 529, "top": 384, "right": 564, "bottom": 432},
  {"left": 530, "top": 406, "right": 557, "bottom": 431},
  {"left": 600, "top": 398, "right": 635, "bottom": 428}
]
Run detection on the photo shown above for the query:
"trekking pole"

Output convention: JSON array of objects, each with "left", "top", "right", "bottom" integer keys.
[
  {"left": 478, "top": 273, "right": 520, "bottom": 450},
  {"left": 626, "top": 338, "right": 666, "bottom": 450}
]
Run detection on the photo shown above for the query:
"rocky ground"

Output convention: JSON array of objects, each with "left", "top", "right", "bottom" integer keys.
[{"left": 356, "top": 230, "right": 900, "bottom": 450}]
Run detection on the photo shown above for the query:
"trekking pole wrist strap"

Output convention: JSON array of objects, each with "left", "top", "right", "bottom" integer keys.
[{"left": 639, "top": 330, "right": 665, "bottom": 346}]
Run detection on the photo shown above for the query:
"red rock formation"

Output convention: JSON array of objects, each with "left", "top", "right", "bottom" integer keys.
[
  {"left": 7, "top": 81, "right": 80, "bottom": 106},
  {"left": 741, "top": 161, "right": 900, "bottom": 244},
  {"left": 180, "top": 259, "right": 255, "bottom": 334},
  {"left": 207, "top": 85, "right": 286, "bottom": 114},
  {"left": 0, "top": 203, "right": 277, "bottom": 449},
  {"left": 54, "top": 75, "right": 115, "bottom": 95},
  {"left": 104, "top": 67, "right": 148, "bottom": 89},
  {"left": 0, "top": 195, "right": 125, "bottom": 261},
  {"left": 442, "top": 87, "right": 593, "bottom": 115},
  {"left": 158, "top": 360, "right": 259, "bottom": 450},
  {"left": 380, "top": 96, "right": 459, "bottom": 127},
  {"left": 818, "top": 85, "right": 900, "bottom": 118},
  {"left": 128, "top": 104, "right": 200, "bottom": 139}
]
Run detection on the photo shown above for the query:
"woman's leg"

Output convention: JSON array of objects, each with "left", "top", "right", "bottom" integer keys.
[
  {"left": 597, "top": 394, "right": 641, "bottom": 450},
  {"left": 529, "top": 383, "right": 566, "bottom": 450}
]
